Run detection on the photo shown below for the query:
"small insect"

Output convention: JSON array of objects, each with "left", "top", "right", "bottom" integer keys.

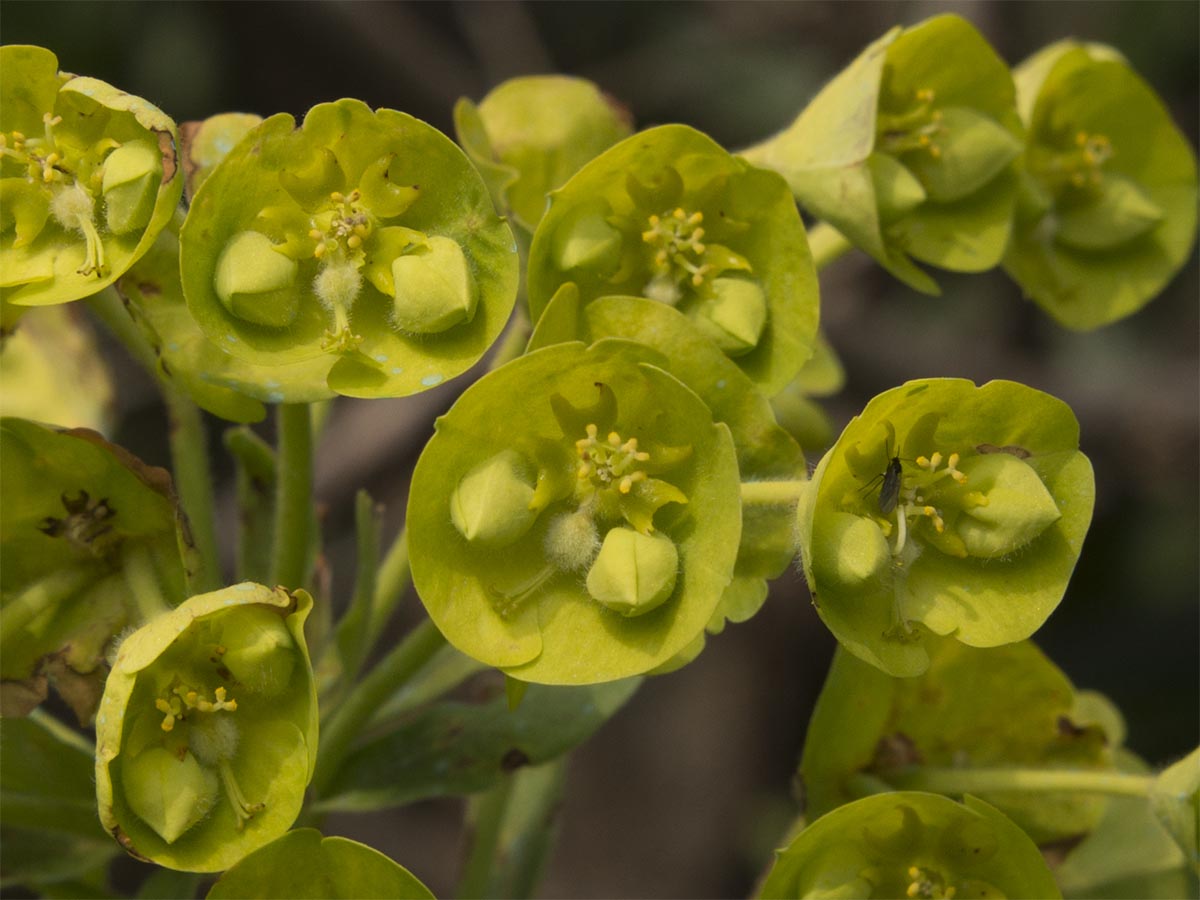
[
  {"left": 878, "top": 453, "right": 903, "bottom": 514},
  {"left": 855, "top": 425, "right": 904, "bottom": 514}
]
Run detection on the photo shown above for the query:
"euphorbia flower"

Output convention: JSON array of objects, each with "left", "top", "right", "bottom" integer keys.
[
  {"left": 758, "top": 792, "right": 1061, "bottom": 899},
  {"left": 0, "top": 45, "right": 182, "bottom": 313},
  {"left": 527, "top": 124, "right": 818, "bottom": 396},
  {"left": 1003, "top": 41, "right": 1198, "bottom": 329},
  {"left": 179, "top": 99, "right": 518, "bottom": 399},
  {"left": 408, "top": 340, "right": 741, "bottom": 684},
  {"left": 795, "top": 378, "right": 1094, "bottom": 677},
  {"left": 742, "top": 15, "right": 1024, "bottom": 294},
  {"left": 95, "top": 584, "right": 317, "bottom": 872}
]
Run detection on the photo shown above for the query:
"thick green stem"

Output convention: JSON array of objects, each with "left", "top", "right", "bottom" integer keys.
[
  {"left": 165, "top": 390, "right": 221, "bottom": 593},
  {"left": 223, "top": 426, "right": 277, "bottom": 584},
  {"left": 807, "top": 221, "right": 855, "bottom": 272},
  {"left": 740, "top": 479, "right": 808, "bottom": 508},
  {"left": 87, "top": 289, "right": 221, "bottom": 593},
  {"left": 456, "top": 774, "right": 515, "bottom": 900},
  {"left": 311, "top": 616, "right": 446, "bottom": 798},
  {"left": 853, "top": 766, "right": 1155, "bottom": 799},
  {"left": 269, "top": 403, "right": 313, "bottom": 590}
]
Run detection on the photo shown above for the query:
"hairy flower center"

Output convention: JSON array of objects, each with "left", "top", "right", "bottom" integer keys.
[
  {"left": 576, "top": 423, "right": 651, "bottom": 496},
  {"left": 2, "top": 113, "right": 113, "bottom": 276}
]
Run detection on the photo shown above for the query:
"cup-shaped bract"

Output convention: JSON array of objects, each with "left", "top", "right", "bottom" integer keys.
[
  {"left": 742, "top": 15, "right": 1023, "bottom": 295},
  {"left": 95, "top": 584, "right": 317, "bottom": 872},
  {"left": 0, "top": 46, "right": 182, "bottom": 311},
  {"left": 527, "top": 125, "right": 818, "bottom": 396},
  {"left": 758, "top": 792, "right": 1061, "bottom": 899},
  {"left": 801, "top": 641, "right": 1116, "bottom": 841},
  {"left": 455, "top": 75, "right": 633, "bottom": 233},
  {"left": 1003, "top": 42, "right": 1198, "bottom": 330},
  {"left": 180, "top": 99, "right": 518, "bottom": 399},
  {"left": 408, "top": 340, "right": 741, "bottom": 684},
  {"left": 796, "top": 379, "right": 1094, "bottom": 677},
  {"left": 0, "top": 418, "right": 192, "bottom": 721}
]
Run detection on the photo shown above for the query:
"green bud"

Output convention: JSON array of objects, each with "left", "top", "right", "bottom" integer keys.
[
  {"left": 691, "top": 277, "right": 768, "bottom": 357},
  {"left": 811, "top": 511, "right": 890, "bottom": 588},
  {"left": 553, "top": 205, "right": 623, "bottom": 272},
  {"left": 214, "top": 231, "right": 300, "bottom": 329},
  {"left": 952, "top": 453, "right": 1061, "bottom": 558},
  {"left": 586, "top": 527, "right": 679, "bottom": 617},
  {"left": 102, "top": 141, "right": 162, "bottom": 235},
  {"left": 121, "top": 747, "right": 219, "bottom": 845},
  {"left": 1054, "top": 173, "right": 1164, "bottom": 251},
  {"left": 391, "top": 236, "right": 478, "bottom": 335},
  {"left": 901, "top": 107, "right": 1022, "bottom": 204},
  {"left": 217, "top": 606, "right": 296, "bottom": 697},
  {"left": 867, "top": 152, "right": 926, "bottom": 222},
  {"left": 450, "top": 449, "right": 538, "bottom": 548}
]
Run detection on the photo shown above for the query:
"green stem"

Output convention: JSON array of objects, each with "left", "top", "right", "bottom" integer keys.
[
  {"left": 165, "top": 390, "right": 221, "bottom": 593},
  {"left": 496, "top": 760, "right": 568, "bottom": 900},
  {"left": 330, "top": 490, "right": 382, "bottom": 686},
  {"left": 311, "top": 616, "right": 447, "bottom": 799},
  {"left": 223, "top": 426, "right": 277, "bottom": 584},
  {"left": 365, "top": 525, "right": 411, "bottom": 654},
  {"left": 121, "top": 543, "right": 170, "bottom": 622},
  {"left": 87, "top": 289, "right": 221, "bottom": 593},
  {"left": 456, "top": 774, "right": 515, "bottom": 900},
  {"left": 269, "top": 403, "right": 313, "bottom": 590},
  {"left": 740, "top": 479, "right": 808, "bottom": 507},
  {"left": 807, "top": 221, "right": 855, "bottom": 272},
  {"left": 856, "top": 766, "right": 1155, "bottom": 799},
  {"left": 29, "top": 708, "right": 96, "bottom": 757}
]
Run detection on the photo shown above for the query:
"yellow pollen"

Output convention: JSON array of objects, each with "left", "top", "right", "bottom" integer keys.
[
  {"left": 313, "top": 242, "right": 327, "bottom": 259},
  {"left": 308, "top": 228, "right": 323, "bottom": 240},
  {"left": 928, "top": 145, "right": 942, "bottom": 159},
  {"left": 330, "top": 191, "right": 344, "bottom": 202},
  {"left": 347, "top": 234, "right": 362, "bottom": 249}
]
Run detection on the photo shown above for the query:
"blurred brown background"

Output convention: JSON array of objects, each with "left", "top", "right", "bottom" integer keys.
[{"left": 4, "top": 2, "right": 1196, "bottom": 897}]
